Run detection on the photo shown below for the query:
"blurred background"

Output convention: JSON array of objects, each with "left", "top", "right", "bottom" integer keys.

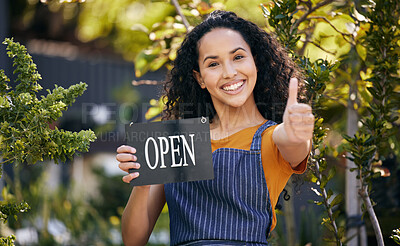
[{"left": 0, "top": 0, "right": 399, "bottom": 245}]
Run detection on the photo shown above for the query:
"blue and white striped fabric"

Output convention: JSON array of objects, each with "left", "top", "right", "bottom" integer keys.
[{"left": 164, "top": 120, "right": 277, "bottom": 246}]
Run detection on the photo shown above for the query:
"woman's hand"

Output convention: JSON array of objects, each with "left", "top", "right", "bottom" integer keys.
[
  {"left": 117, "top": 146, "right": 165, "bottom": 245},
  {"left": 282, "top": 78, "right": 314, "bottom": 144},
  {"left": 273, "top": 78, "right": 314, "bottom": 167},
  {"left": 116, "top": 145, "right": 141, "bottom": 183}
]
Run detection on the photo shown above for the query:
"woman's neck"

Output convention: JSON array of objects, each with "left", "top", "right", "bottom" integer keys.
[{"left": 210, "top": 102, "right": 265, "bottom": 140}]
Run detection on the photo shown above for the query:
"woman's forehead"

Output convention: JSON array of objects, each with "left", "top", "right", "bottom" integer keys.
[{"left": 197, "top": 28, "right": 250, "bottom": 56}]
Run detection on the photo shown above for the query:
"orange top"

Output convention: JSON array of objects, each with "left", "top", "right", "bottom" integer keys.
[{"left": 211, "top": 121, "right": 307, "bottom": 232}]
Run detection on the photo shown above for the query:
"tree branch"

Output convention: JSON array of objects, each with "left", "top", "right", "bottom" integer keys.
[
  {"left": 307, "top": 16, "right": 352, "bottom": 36},
  {"left": 291, "top": 0, "right": 335, "bottom": 33},
  {"left": 0, "top": 156, "right": 16, "bottom": 165},
  {"left": 306, "top": 16, "right": 354, "bottom": 44},
  {"left": 298, "top": 29, "right": 314, "bottom": 56},
  {"left": 171, "top": 0, "right": 190, "bottom": 33},
  {"left": 300, "top": 39, "right": 337, "bottom": 55},
  {"left": 357, "top": 149, "right": 384, "bottom": 245},
  {"left": 359, "top": 186, "right": 384, "bottom": 246}
]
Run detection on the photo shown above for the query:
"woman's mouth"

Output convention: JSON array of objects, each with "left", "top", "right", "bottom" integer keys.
[{"left": 221, "top": 80, "right": 245, "bottom": 91}]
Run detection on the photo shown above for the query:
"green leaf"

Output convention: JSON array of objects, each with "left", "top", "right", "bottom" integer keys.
[
  {"left": 372, "top": 172, "right": 381, "bottom": 178},
  {"left": 356, "top": 43, "right": 367, "bottom": 61},
  {"left": 330, "top": 194, "right": 343, "bottom": 208},
  {"left": 327, "top": 189, "right": 333, "bottom": 199},
  {"left": 323, "top": 221, "right": 335, "bottom": 232},
  {"left": 313, "top": 200, "right": 323, "bottom": 206},
  {"left": 337, "top": 226, "right": 346, "bottom": 239},
  {"left": 320, "top": 174, "right": 328, "bottom": 189},
  {"left": 149, "top": 55, "right": 168, "bottom": 71},
  {"left": 327, "top": 167, "right": 336, "bottom": 181},
  {"left": 332, "top": 210, "right": 341, "bottom": 221},
  {"left": 309, "top": 172, "right": 319, "bottom": 183}
]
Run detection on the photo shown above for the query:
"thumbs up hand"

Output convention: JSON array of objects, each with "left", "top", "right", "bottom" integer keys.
[{"left": 283, "top": 78, "right": 314, "bottom": 144}]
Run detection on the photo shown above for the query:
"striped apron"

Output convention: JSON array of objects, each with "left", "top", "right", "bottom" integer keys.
[{"left": 164, "top": 120, "right": 276, "bottom": 246}]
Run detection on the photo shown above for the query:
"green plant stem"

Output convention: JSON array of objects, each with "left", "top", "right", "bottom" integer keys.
[
  {"left": 1, "top": 149, "right": 35, "bottom": 165},
  {"left": 12, "top": 108, "right": 20, "bottom": 125},
  {"left": 0, "top": 157, "right": 16, "bottom": 165},
  {"left": 315, "top": 161, "right": 342, "bottom": 245}
]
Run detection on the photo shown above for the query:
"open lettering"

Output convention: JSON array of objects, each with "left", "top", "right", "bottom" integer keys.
[{"left": 144, "top": 134, "right": 196, "bottom": 169}]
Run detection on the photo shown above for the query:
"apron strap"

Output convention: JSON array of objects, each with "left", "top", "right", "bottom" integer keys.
[{"left": 250, "top": 120, "right": 277, "bottom": 151}]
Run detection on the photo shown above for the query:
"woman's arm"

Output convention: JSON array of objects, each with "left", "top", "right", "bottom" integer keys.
[
  {"left": 117, "top": 145, "right": 166, "bottom": 246},
  {"left": 272, "top": 78, "right": 314, "bottom": 168},
  {"left": 121, "top": 184, "right": 165, "bottom": 246},
  {"left": 272, "top": 124, "right": 311, "bottom": 167}
]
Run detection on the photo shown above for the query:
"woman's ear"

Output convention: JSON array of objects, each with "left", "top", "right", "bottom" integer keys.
[{"left": 193, "top": 70, "right": 206, "bottom": 89}]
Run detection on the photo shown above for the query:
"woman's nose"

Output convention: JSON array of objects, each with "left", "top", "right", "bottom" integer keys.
[{"left": 222, "top": 62, "right": 237, "bottom": 79}]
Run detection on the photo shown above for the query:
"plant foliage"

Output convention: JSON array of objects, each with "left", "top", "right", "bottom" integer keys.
[
  {"left": 392, "top": 228, "right": 400, "bottom": 245},
  {"left": 0, "top": 38, "right": 96, "bottom": 244},
  {"left": 0, "top": 38, "right": 96, "bottom": 166},
  {"left": 262, "top": 0, "right": 345, "bottom": 244},
  {"left": 342, "top": 0, "right": 400, "bottom": 244}
]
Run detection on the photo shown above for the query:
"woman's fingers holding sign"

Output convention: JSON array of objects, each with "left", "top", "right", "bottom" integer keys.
[
  {"left": 116, "top": 145, "right": 141, "bottom": 183},
  {"left": 283, "top": 78, "right": 315, "bottom": 143}
]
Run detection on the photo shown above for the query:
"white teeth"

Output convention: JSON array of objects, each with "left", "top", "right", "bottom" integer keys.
[{"left": 222, "top": 81, "right": 244, "bottom": 91}]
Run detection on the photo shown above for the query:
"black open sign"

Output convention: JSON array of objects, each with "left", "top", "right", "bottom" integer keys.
[{"left": 125, "top": 117, "right": 214, "bottom": 186}]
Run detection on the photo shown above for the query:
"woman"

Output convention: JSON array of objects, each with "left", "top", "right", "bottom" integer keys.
[{"left": 116, "top": 10, "right": 314, "bottom": 246}]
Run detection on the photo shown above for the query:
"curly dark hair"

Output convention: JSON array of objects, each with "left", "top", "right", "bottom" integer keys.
[{"left": 162, "top": 10, "right": 302, "bottom": 123}]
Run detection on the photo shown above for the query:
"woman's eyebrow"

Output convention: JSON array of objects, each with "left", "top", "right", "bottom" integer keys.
[
  {"left": 203, "top": 55, "right": 218, "bottom": 64},
  {"left": 230, "top": 47, "right": 246, "bottom": 54},
  {"left": 203, "top": 47, "right": 247, "bottom": 64}
]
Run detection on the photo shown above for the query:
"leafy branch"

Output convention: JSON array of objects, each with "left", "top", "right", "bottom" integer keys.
[
  {"left": 302, "top": 58, "right": 344, "bottom": 245},
  {"left": 133, "top": 0, "right": 218, "bottom": 77},
  {"left": 0, "top": 38, "right": 96, "bottom": 244},
  {"left": 290, "top": 0, "right": 335, "bottom": 33},
  {"left": 306, "top": 16, "right": 353, "bottom": 44},
  {"left": 0, "top": 38, "right": 96, "bottom": 165},
  {"left": 262, "top": 0, "right": 345, "bottom": 244},
  {"left": 342, "top": 1, "right": 400, "bottom": 245}
]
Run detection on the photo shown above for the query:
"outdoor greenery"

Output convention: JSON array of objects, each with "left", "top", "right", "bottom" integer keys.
[
  {"left": 0, "top": 187, "right": 29, "bottom": 245},
  {"left": 1, "top": 163, "right": 129, "bottom": 245},
  {"left": 261, "top": 0, "right": 345, "bottom": 243},
  {"left": 0, "top": 39, "right": 96, "bottom": 166},
  {"left": 341, "top": 1, "right": 400, "bottom": 245},
  {"left": 129, "top": 0, "right": 399, "bottom": 244},
  {"left": 0, "top": 38, "right": 96, "bottom": 244},
  {"left": 4, "top": 0, "right": 400, "bottom": 245}
]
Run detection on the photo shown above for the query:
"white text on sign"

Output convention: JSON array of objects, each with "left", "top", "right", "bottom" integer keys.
[{"left": 144, "top": 134, "right": 196, "bottom": 169}]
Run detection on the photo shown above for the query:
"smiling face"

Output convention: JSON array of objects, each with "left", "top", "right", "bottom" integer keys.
[{"left": 194, "top": 28, "right": 258, "bottom": 113}]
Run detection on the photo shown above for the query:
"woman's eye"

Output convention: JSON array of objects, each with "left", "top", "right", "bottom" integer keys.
[
  {"left": 208, "top": 62, "right": 218, "bottom": 67},
  {"left": 234, "top": 55, "right": 244, "bottom": 60}
]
